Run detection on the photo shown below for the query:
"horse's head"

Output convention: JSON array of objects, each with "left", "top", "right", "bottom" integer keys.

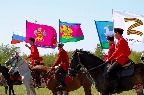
[
  {"left": 5, "top": 54, "right": 22, "bottom": 74},
  {"left": 5, "top": 54, "right": 22, "bottom": 67},
  {"left": 68, "top": 49, "right": 83, "bottom": 77},
  {"left": 68, "top": 49, "right": 104, "bottom": 77}
]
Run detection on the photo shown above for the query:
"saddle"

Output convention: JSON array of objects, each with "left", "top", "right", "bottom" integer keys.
[
  {"left": 53, "top": 66, "right": 73, "bottom": 84},
  {"left": 104, "top": 60, "right": 135, "bottom": 78},
  {"left": 120, "top": 60, "right": 135, "bottom": 77}
]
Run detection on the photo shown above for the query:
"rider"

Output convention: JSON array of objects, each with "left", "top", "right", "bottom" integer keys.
[
  {"left": 51, "top": 42, "right": 69, "bottom": 89},
  {"left": 25, "top": 37, "right": 43, "bottom": 86},
  {"left": 106, "top": 28, "right": 131, "bottom": 93},
  {"left": 104, "top": 36, "right": 115, "bottom": 63},
  {"left": 25, "top": 37, "right": 43, "bottom": 66}
]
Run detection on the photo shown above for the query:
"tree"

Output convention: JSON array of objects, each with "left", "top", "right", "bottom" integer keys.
[
  {"left": 0, "top": 44, "right": 20, "bottom": 64},
  {"left": 95, "top": 44, "right": 104, "bottom": 60},
  {"left": 129, "top": 51, "right": 141, "bottom": 64}
]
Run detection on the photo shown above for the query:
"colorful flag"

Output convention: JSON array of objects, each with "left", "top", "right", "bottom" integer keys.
[
  {"left": 11, "top": 31, "right": 26, "bottom": 44},
  {"left": 113, "top": 10, "right": 144, "bottom": 44},
  {"left": 59, "top": 20, "right": 84, "bottom": 43},
  {"left": 26, "top": 21, "right": 57, "bottom": 48},
  {"left": 95, "top": 21, "right": 113, "bottom": 49}
]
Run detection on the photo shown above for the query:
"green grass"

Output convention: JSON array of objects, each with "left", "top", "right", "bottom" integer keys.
[{"left": 0, "top": 85, "right": 137, "bottom": 95}]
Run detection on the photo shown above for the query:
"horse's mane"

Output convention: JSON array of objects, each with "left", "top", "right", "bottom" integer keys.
[
  {"left": 80, "top": 50, "right": 104, "bottom": 63},
  {"left": 77, "top": 50, "right": 104, "bottom": 63}
]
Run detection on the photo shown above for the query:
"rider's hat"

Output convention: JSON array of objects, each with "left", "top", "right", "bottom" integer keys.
[
  {"left": 107, "top": 36, "right": 114, "bottom": 41},
  {"left": 57, "top": 42, "right": 64, "bottom": 48},
  {"left": 114, "top": 28, "right": 124, "bottom": 35}
]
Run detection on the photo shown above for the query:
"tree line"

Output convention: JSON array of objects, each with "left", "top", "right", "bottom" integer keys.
[{"left": 0, "top": 44, "right": 142, "bottom": 66}]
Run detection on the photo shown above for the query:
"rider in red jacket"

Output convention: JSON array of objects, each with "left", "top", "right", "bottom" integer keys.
[
  {"left": 106, "top": 28, "right": 131, "bottom": 93},
  {"left": 25, "top": 37, "right": 43, "bottom": 66},
  {"left": 52, "top": 42, "right": 69, "bottom": 89},
  {"left": 104, "top": 36, "right": 115, "bottom": 63}
]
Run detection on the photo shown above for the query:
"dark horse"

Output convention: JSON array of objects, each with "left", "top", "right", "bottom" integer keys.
[
  {"left": 68, "top": 49, "right": 144, "bottom": 95},
  {"left": 32, "top": 65, "right": 92, "bottom": 95},
  {"left": 0, "top": 64, "right": 22, "bottom": 95},
  {"left": 0, "top": 64, "right": 15, "bottom": 95}
]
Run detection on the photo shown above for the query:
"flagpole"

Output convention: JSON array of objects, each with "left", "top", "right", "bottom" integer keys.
[
  {"left": 112, "top": 9, "right": 115, "bottom": 29},
  {"left": 59, "top": 19, "right": 60, "bottom": 43},
  {"left": 35, "top": 20, "right": 37, "bottom": 24},
  {"left": 94, "top": 20, "right": 105, "bottom": 56}
]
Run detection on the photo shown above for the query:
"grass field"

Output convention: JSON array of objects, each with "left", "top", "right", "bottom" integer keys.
[{"left": 0, "top": 85, "right": 137, "bottom": 95}]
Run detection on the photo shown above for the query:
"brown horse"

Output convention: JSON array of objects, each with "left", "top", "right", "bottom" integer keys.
[
  {"left": 68, "top": 49, "right": 144, "bottom": 95},
  {"left": 32, "top": 65, "right": 92, "bottom": 95}
]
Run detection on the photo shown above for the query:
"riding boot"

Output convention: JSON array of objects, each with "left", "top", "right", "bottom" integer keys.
[
  {"left": 111, "top": 79, "right": 121, "bottom": 94},
  {"left": 57, "top": 75, "right": 66, "bottom": 89}
]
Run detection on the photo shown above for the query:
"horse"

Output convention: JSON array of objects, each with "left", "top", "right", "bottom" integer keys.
[
  {"left": 5, "top": 54, "right": 36, "bottom": 95},
  {"left": 0, "top": 64, "right": 15, "bottom": 95},
  {"left": 68, "top": 49, "right": 144, "bottom": 95},
  {"left": 31, "top": 65, "right": 93, "bottom": 95}
]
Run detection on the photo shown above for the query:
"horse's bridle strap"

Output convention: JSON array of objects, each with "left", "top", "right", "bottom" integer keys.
[{"left": 87, "top": 63, "right": 105, "bottom": 71}]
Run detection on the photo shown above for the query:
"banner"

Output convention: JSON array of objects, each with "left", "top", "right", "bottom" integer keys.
[
  {"left": 11, "top": 31, "right": 25, "bottom": 44},
  {"left": 95, "top": 21, "right": 113, "bottom": 49},
  {"left": 59, "top": 20, "right": 84, "bottom": 43},
  {"left": 26, "top": 21, "right": 57, "bottom": 48},
  {"left": 113, "top": 10, "right": 144, "bottom": 44}
]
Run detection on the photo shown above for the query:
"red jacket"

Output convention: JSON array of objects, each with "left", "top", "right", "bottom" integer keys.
[
  {"left": 27, "top": 44, "right": 42, "bottom": 66},
  {"left": 108, "top": 37, "right": 131, "bottom": 65},
  {"left": 52, "top": 48, "right": 69, "bottom": 72},
  {"left": 104, "top": 43, "right": 115, "bottom": 62}
]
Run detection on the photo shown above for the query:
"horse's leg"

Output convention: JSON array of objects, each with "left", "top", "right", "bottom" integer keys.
[
  {"left": 30, "top": 82, "right": 36, "bottom": 95},
  {"left": 11, "top": 84, "right": 15, "bottom": 95},
  {"left": 52, "top": 90, "right": 59, "bottom": 95},
  {"left": 62, "top": 91, "right": 68, "bottom": 95},
  {"left": 83, "top": 87, "right": 92, "bottom": 95},
  {"left": 23, "top": 79, "right": 31, "bottom": 95},
  {"left": 2, "top": 77, "right": 8, "bottom": 94},
  {"left": 23, "top": 78, "right": 36, "bottom": 95},
  {"left": 135, "top": 85, "right": 143, "bottom": 95},
  {"left": 8, "top": 84, "right": 12, "bottom": 95},
  {"left": 4, "top": 85, "right": 8, "bottom": 94}
]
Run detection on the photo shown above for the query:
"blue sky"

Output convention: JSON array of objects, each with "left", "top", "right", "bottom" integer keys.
[{"left": 0, "top": 0, "right": 144, "bottom": 55}]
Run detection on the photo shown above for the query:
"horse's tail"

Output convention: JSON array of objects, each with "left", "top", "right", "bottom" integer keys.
[
  {"left": 137, "top": 63, "right": 144, "bottom": 84},
  {"left": 139, "top": 63, "right": 144, "bottom": 72}
]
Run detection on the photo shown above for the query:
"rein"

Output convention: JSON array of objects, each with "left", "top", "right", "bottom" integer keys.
[
  {"left": 76, "top": 52, "right": 106, "bottom": 72},
  {"left": 87, "top": 62, "right": 105, "bottom": 72},
  {"left": 12, "top": 57, "right": 23, "bottom": 68}
]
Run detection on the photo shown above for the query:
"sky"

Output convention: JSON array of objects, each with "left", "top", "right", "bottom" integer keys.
[{"left": 0, "top": 0, "right": 144, "bottom": 56}]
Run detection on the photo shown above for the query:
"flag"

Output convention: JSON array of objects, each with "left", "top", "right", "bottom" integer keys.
[
  {"left": 26, "top": 21, "right": 57, "bottom": 48},
  {"left": 113, "top": 10, "right": 144, "bottom": 44},
  {"left": 59, "top": 20, "right": 84, "bottom": 43},
  {"left": 95, "top": 21, "right": 113, "bottom": 49},
  {"left": 11, "top": 31, "right": 26, "bottom": 44}
]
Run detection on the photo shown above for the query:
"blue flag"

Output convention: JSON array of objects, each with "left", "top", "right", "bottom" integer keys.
[{"left": 95, "top": 21, "right": 113, "bottom": 49}]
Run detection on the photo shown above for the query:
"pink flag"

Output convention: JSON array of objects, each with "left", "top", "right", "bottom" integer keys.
[{"left": 26, "top": 21, "right": 57, "bottom": 48}]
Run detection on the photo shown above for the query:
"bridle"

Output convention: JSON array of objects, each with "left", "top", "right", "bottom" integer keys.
[{"left": 70, "top": 51, "right": 105, "bottom": 72}]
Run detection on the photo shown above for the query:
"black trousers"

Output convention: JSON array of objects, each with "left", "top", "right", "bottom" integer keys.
[
  {"left": 107, "top": 62, "right": 122, "bottom": 80},
  {"left": 56, "top": 67, "right": 67, "bottom": 75}
]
